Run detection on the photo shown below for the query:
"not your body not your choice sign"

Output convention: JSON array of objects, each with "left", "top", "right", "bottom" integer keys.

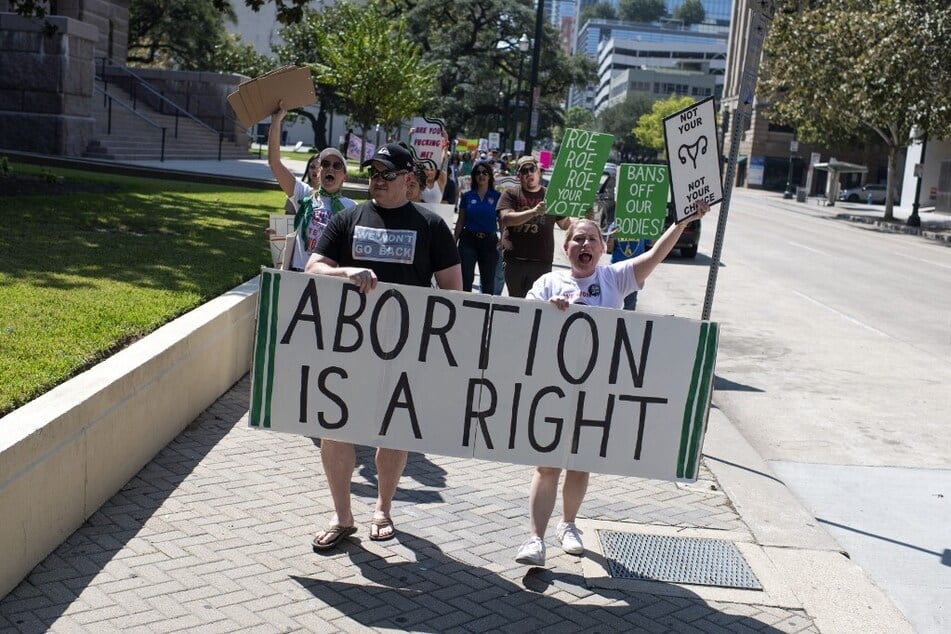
[{"left": 250, "top": 270, "right": 718, "bottom": 481}]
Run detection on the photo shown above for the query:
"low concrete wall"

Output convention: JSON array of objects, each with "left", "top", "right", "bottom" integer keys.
[{"left": 0, "top": 277, "right": 260, "bottom": 598}]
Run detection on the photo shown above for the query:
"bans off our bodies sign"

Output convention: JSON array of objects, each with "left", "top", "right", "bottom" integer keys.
[{"left": 250, "top": 269, "right": 718, "bottom": 481}]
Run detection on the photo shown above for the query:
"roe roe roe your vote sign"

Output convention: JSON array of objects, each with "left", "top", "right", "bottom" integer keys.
[
  {"left": 249, "top": 269, "right": 718, "bottom": 481},
  {"left": 545, "top": 128, "right": 614, "bottom": 218}
]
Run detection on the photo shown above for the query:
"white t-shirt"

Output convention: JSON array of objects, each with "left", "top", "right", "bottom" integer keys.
[
  {"left": 420, "top": 183, "right": 443, "bottom": 204},
  {"left": 289, "top": 180, "right": 356, "bottom": 270},
  {"left": 526, "top": 259, "right": 642, "bottom": 309}
]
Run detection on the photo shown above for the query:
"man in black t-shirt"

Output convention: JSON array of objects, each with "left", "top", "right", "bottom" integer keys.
[{"left": 305, "top": 142, "right": 461, "bottom": 550}]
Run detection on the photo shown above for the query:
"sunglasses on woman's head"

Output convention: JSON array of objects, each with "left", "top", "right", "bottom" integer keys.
[
  {"left": 368, "top": 167, "right": 406, "bottom": 181},
  {"left": 518, "top": 164, "right": 538, "bottom": 175},
  {"left": 320, "top": 159, "right": 345, "bottom": 171}
]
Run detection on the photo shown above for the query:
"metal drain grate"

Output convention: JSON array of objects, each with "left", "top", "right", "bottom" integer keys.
[{"left": 597, "top": 531, "right": 762, "bottom": 590}]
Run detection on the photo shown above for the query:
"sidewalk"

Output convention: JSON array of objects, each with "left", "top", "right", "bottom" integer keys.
[{"left": 0, "top": 159, "right": 916, "bottom": 632}]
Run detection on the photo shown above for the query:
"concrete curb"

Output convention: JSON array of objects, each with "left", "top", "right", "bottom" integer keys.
[
  {"left": 0, "top": 278, "right": 259, "bottom": 598},
  {"left": 703, "top": 407, "right": 914, "bottom": 633},
  {"left": 835, "top": 213, "right": 951, "bottom": 244}
]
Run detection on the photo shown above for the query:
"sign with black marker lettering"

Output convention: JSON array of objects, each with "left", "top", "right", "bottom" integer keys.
[
  {"left": 663, "top": 96, "right": 723, "bottom": 222},
  {"left": 249, "top": 269, "right": 718, "bottom": 481},
  {"left": 544, "top": 128, "right": 614, "bottom": 218},
  {"left": 614, "top": 164, "right": 670, "bottom": 241}
]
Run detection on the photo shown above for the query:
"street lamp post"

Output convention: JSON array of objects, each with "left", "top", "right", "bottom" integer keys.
[
  {"left": 511, "top": 34, "right": 529, "bottom": 155},
  {"left": 524, "top": 0, "right": 545, "bottom": 155},
  {"left": 908, "top": 125, "right": 927, "bottom": 228},
  {"left": 783, "top": 138, "right": 798, "bottom": 199}
]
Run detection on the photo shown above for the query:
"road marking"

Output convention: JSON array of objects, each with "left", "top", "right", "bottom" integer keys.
[
  {"left": 786, "top": 240, "right": 827, "bottom": 256},
  {"left": 794, "top": 291, "right": 889, "bottom": 337},
  {"left": 892, "top": 251, "right": 951, "bottom": 271}
]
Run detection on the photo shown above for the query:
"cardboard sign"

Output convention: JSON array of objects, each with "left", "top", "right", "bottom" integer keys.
[
  {"left": 544, "top": 128, "right": 614, "bottom": 218},
  {"left": 614, "top": 164, "right": 670, "bottom": 241},
  {"left": 662, "top": 96, "right": 723, "bottom": 222},
  {"left": 227, "top": 66, "right": 316, "bottom": 129},
  {"left": 249, "top": 270, "right": 718, "bottom": 481},
  {"left": 409, "top": 117, "right": 446, "bottom": 163}
]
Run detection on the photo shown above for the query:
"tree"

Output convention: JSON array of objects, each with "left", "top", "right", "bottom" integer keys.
[
  {"left": 11, "top": 0, "right": 312, "bottom": 25},
  {"left": 760, "top": 0, "right": 951, "bottom": 220},
  {"left": 377, "top": 0, "right": 595, "bottom": 143},
  {"left": 551, "top": 106, "right": 596, "bottom": 146},
  {"left": 634, "top": 95, "right": 695, "bottom": 157},
  {"left": 596, "top": 93, "right": 655, "bottom": 161},
  {"left": 306, "top": 1, "right": 438, "bottom": 157},
  {"left": 211, "top": 32, "right": 276, "bottom": 78},
  {"left": 672, "top": 0, "right": 706, "bottom": 26},
  {"left": 618, "top": 0, "right": 667, "bottom": 24},
  {"left": 580, "top": 1, "right": 618, "bottom": 24},
  {"left": 127, "top": 0, "right": 236, "bottom": 69}
]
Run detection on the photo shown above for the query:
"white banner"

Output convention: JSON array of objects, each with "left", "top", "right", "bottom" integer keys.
[
  {"left": 250, "top": 270, "right": 718, "bottom": 481},
  {"left": 663, "top": 96, "right": 723, "bottom": 222}
]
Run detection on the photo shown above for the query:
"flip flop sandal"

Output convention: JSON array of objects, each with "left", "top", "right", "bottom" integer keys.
[
  {"left": 311, "top": 525, "right": 357, "bottom": 551},
  {"left": 369, "top": 517, "right": 396, "bottom": 542}
]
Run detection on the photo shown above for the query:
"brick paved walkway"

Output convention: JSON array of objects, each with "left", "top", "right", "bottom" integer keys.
[{"left": 0, "top": 376, "right": 817, "bottom": 633}]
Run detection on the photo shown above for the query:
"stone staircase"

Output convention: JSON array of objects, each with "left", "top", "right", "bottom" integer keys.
[{"left": 85, "top": 84, "right": 250, "bottom": 162}]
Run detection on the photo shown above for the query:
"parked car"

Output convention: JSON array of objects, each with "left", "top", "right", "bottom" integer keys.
[
  {"left": 646, "top": 204, "right": 702, "bottom": 259},
  {"left": 839, "top": 183, "right": 889, "bottom": 204}
]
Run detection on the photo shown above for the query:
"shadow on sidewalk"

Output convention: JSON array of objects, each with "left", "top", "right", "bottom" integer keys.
[{"left": 291, "top": 531, "right": 800, "bottom": 632}]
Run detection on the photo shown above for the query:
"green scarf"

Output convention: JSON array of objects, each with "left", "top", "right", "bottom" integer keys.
[{"left": 318, "top": 186, "right": 346, "bottom": 214}]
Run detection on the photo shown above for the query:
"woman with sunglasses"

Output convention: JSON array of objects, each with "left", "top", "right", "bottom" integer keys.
[
  {"left": 514, "top": 202, "right": 711, "bottom": 567},
  {"left": 267, "top": 100, "right": 355, "bottom": 271},
  {"left": 453, "top": 160, "right": 501, "bottom": 293}
]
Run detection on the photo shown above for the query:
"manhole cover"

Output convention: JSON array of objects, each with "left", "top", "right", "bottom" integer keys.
[{"left": 597, "top": 531, "right": 762, "bottom": 590}]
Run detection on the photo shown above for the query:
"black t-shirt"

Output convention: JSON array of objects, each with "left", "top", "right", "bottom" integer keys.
[{"left": 314, "top": 200, "right": 460, "bottom": 287}]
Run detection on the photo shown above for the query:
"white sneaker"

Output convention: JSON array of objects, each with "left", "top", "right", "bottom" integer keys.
[
  {"left": 556, "top": 521, "right": 584, "bottom": 555},
  {"left": 515, "top": 536, "right": 546, "bottom": 566}
]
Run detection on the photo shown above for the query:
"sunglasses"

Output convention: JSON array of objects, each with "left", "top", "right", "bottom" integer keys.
[
  {"left": 320, "top": 159, "right": 345, "bottom": 171},
  {"left": 518, "top": 164, "right": 538, "bottom": 175},
  {"left": 368, "top": 167, "right": 407, "bottom": 181},
  {"left": 473, "top": 170, "right": 490, "bottom": 176}
]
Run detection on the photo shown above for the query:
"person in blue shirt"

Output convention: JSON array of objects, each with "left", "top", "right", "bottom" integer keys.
[
  {"left": 453, "top": 160, "right": 501, "bottom": 293},
  {"left": 607, "top": 228, "right": 645, "bottom": 310}
]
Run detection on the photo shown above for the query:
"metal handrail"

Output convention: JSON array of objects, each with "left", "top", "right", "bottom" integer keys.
[
  {"left": 94, "top": 84, "right": 167, "bottom": 161},
  {"left": 96, "top": 58, "right": 225, "bottom": 160}
]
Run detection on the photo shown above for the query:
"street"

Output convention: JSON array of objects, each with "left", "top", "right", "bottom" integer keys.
[{"left": 634, "top": 189, "right": 951, "bottom": 633}]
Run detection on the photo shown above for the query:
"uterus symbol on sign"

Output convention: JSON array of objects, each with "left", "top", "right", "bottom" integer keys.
[{"left": 678, "top": 136, "right": 709, "bottom": 169}]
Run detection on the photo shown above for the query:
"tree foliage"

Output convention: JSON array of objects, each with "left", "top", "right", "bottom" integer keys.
[
  {"left": 377, "top": 0, "right": 596, "bottom": 143},
  {"left": 11, "top": 0, "right": 308, "bottom": 26},
  {"left": 595, "top": 93, "right": 656, "bottom": 161},
  {"left": 634, "top": 95, "right": 695, "bottom": 156},
  {"left": 760, "top": 0, "right": 951, "bottom": 219},
  {"left": 211, "top": 32, "right": 276, "bottom": 79},
  {"left": 552, "top": 106, "right": 597, "bottom": 146},
  {"left": 672, "top": 0, "right": 706, "bottom": 25},
  {"left": 127, "top": 0, "right": 236, "bottom": 69},
  {"left": 580, "top": 1, "right": 618, "bottom": 24},
  {"left": 618, "top": 0, "right": 667, "bottom": 23},
  {"left": 303, "top": 1, "right": 438, "bottom": 150}
]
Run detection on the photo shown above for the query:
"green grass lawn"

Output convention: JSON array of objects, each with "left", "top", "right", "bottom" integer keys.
[
  {"left": 249, "top": 147, "right": 369, "bottom": 178},
  {"left": 0, "top": 162, "right": 286, "bottom": 417}
]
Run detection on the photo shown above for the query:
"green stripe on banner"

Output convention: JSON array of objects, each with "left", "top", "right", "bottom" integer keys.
[
  {"left": 678, "top": 322, "right": 709, "bottom": 478},
  {"left": 685, "top": 323, "right": 718, "bottom": 480},
  {"left": 250, "top": 271, "right": 273, "bottom": 426},
  {"left": 262, "top": 272, "right": 281, "bottom": 428}
]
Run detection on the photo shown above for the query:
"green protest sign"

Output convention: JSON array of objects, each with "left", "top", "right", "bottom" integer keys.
[
  {"left": 544, "top": 128, "right": 614, "bottom": 218},
  {"left": 614, "top": 163, "right": 670, "bottom": 240}
]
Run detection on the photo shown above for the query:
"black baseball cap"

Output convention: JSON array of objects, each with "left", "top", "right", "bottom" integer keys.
[{"left": 361, "top": 142, "right": 414, "bottom": 171}]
